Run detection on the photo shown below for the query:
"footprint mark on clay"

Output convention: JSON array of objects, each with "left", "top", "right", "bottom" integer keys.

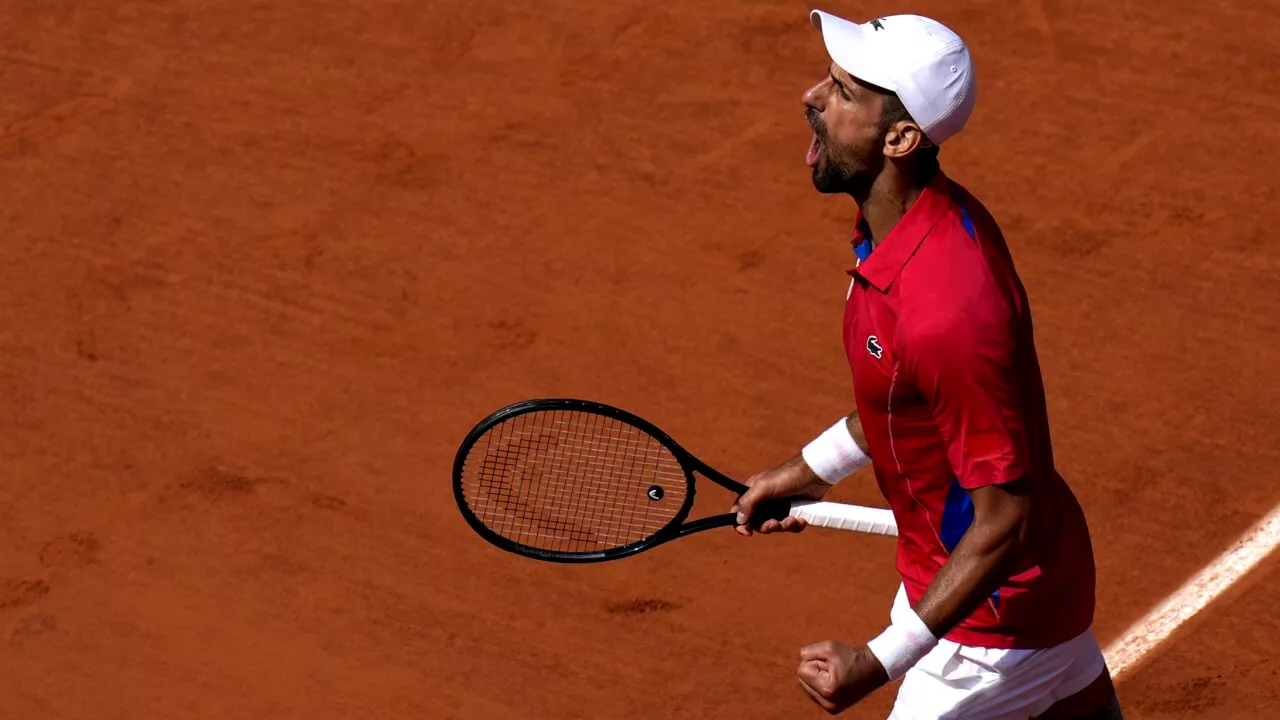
[
  {"left": 181, "top": 466, "right": 261, "bottom": 500},
  {"left": 9, "top": 614, "right": 57, "bottom": 649},
  {"left": 484, "top": 320, "right": 537, "bottom": 350},
  {"left": 76, "top": 331, "right": 99, "bottom": 362},
  {"left": 0, "top": 579, "right": 50, "bottom": 611},
  {"left": 605, "top": 598, "right": 682, "bottom": 615},
  {"left": 310, "top": 494, "right": 347, "bottom": 511},
  {"left": 39, "top": 533, "right": 101, "bottom": 570}
]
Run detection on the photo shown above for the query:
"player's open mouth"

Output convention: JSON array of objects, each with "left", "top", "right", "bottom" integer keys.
[{"left": 806, "top": 133, "right": 821, "bottom": 167}]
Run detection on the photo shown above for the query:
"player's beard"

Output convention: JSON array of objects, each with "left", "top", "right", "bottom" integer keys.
[{"left": 808, "top": 108, "right": 883, "bottom": 196}]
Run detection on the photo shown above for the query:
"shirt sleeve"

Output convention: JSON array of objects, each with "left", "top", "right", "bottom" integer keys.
[{"left": 903, "top": 291, "right": 1029, "bottom": 491}]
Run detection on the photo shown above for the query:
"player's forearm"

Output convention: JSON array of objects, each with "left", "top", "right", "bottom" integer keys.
[
  {"left": 912, "top": 491, "right": 1030, "bottom": 637},
  {"left": 862, "top": 495, "right": 1028, "bottom": 683},
  {"left": 843, "top": 411, "right": 870, "bottom": 456}
]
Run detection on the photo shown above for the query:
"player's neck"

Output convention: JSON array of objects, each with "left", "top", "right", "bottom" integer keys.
[{"left": 853, "top": 162, "right": 936, "bottom": 247}]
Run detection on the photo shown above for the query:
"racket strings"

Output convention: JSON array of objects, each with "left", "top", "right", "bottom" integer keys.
[{"left": 461, "top": 409, "right": 688, "bottom": 554}]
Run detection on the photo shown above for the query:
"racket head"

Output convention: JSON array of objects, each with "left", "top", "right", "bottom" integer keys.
[{"left": 452, "top": 399, "right": 698, "bottom": 563}]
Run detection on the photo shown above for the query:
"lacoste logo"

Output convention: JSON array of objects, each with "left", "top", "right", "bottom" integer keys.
[
  {"left": 871, "top": 19, "right": 885, "bottom": 31},
  {"left": 866, "top": 335, "right": 883, "bottom": 359}
]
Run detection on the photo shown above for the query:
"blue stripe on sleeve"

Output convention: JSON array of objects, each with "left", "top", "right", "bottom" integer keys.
[{"left": 940, "top": 476, "right": 974, "bottom": 553}]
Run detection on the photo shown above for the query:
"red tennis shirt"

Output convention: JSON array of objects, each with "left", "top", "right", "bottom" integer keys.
[{"left": 843, "top": 168, "right": 1096, "bottom": 649}]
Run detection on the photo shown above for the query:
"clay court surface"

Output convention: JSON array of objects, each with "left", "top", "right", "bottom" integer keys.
[{"left": 2, "top": 0, "right": 1278, "bottom": 717}]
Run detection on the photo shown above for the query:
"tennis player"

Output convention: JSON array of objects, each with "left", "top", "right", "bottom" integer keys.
[{"left": 731, "top": 10, "right": 1124, "bottom": 720}]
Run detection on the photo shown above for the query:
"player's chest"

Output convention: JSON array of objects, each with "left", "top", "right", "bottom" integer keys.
[{"left": 843, "top": 280, "right": 908, "bottom": 405}]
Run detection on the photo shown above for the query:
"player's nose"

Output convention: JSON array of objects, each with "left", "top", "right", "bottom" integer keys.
[{"left": 801, "top": 79, "right": 825, "bottom": 112}]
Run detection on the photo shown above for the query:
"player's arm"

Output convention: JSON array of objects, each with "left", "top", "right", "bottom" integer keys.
[
  {"left": 909, "top": 319, "right": 1030, "bottom": 641},
  {"left": 912, "top": 481, "right": 1030, "bottom": 634},
  {"left": 731, "top": 410, "right": 871, "bottom": 535},
  {"left": 794, "top": 479, "right": 1031, "bottom": 711},
  {"left": 867, "top": 293, "right": 1032, "bottom": 679}
]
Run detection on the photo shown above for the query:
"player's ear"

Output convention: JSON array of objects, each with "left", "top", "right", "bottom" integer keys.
[{"left": 883, "top": 120, "right": 929, "bottom": 160}]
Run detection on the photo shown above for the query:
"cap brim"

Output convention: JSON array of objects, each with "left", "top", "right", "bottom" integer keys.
[{"left": 810, "top": 10, "right": 897, "bottom": 92}]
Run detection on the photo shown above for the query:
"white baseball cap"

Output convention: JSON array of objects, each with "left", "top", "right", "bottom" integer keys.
[{"left": 810, "top": 10, "right": 976, "bottom": 145}]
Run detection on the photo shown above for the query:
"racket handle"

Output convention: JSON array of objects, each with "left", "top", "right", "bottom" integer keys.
[{"left": 788, "top": 500, "right": 899, "bottom": 537}]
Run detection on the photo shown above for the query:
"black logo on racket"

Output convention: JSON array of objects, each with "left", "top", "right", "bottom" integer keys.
[{"left": 647, "top": 485, "right": 664, "bottom": 502}]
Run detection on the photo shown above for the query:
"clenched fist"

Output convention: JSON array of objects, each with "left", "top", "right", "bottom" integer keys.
[{"left": 796, "top": 640, "right": 890, "bottom": 715}]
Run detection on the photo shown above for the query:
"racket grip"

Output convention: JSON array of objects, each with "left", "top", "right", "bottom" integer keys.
[
  {"left": 746, "top": 497, "right": 795, "bottom": 526},
  {"left": 788, "top": 500, "right": 899, "bottom": 536}
]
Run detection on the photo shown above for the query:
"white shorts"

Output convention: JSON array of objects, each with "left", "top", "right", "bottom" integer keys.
[{"left": 886, "top": 585, "right": 1105, "bottom": 720}]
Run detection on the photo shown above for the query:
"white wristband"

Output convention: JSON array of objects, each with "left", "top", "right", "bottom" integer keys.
[
  {"left": 866, "top": 607, "right": 938, "bottom": 681},
  {"left": 801, "top": 418, "right": 870, "bottom": 484}
]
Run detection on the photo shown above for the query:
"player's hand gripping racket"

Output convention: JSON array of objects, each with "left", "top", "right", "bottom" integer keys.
[{"left": 453, "top": 399, "right": 897, "bottom": 563}]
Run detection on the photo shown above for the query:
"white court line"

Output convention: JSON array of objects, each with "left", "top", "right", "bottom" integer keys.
[{"left": 1103, "top": 503, "right": 1280, "bottom": 680}]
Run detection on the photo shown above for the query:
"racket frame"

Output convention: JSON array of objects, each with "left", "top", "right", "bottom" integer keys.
[{"left": 453, "top": 398, "right": 777, "bottom": 563}]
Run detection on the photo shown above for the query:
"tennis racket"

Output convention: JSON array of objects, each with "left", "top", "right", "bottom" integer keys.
[{"left": 452, "top": 398, "right": 897, "bottom": 563}]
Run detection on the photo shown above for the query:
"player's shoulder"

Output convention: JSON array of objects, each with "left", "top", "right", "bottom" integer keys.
[
  {"left": 908, "top": 179, "right": 1018, "bottom": 287},
  {"left": 898, "top": 238, "right": 1015, "bottom": 346},
  {"left": 899, "top": 223, "right": 1005, "bottom": 310}
]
